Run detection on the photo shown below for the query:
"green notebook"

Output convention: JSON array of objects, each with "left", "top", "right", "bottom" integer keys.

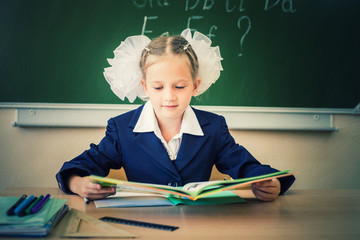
[{"left": 0, "top": 197, "right": 68, "bottom": 237}]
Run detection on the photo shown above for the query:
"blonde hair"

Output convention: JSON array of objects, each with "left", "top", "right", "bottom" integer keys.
[{"left": 139, "top": 36, "right": 199, "bottom": 81}]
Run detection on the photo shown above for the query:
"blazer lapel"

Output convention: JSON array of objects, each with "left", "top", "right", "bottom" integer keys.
[
  {"left": 129, "top": 105, "right": 180, "bottom": 177},
  {"left": 134, "top": 133, "right": 180, "bottom": 177},
  {"left": 174, "top": 133, "right": 209, "bottom": 171},
  {"left": 174, "top": 108, "right": 210, "bottom": 171}
]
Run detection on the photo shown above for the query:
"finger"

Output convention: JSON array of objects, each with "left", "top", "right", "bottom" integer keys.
[
  {"left": 254, "top": 179, "right": 280, "bottom": 192},
  {"left": 86, "top": 193, "right": 114, "bottom": 200},
  {"left": 85, "top": 178, "right": 117, "bottom": 192},
  {"left": 87, "top": 182, "right": 102, "bottom": 190},
  {"left": 254, "top": 179, "right": 276, "bottom": 187},
  {"left": 252, "top": 184, "right": 273, "bottom": 193},
  {"left": 254, "top": 185, "right": 278, "bottom": 193},
  {"left": 93, "top": 187, "right": 116, "bottom": 195},
  {"left": 252, "top": 181, "right": 280, "bottom": 201},
  {"left": 84, "top": 186, "right": 116, "bottom": 196},
  {"left": 253, "top": 185, "right": 280, "bottom": 197},
  {"left": 252, "top": 185, "right": 274, "bottom": 196},
  {"left": 83, "top": 188, "right": 116, "bottom": 199},
  {"left": 253, "top": 187, "right": 274, "bottom": 197},
  {"left": 96, "top": 187, "right": 117, "bottom": 194},
  {"left": 79, "top": 177, "right": 101, "bottom": 190},
  {"left": 253, "top": 188, "right": 276, "bottom": 201}
]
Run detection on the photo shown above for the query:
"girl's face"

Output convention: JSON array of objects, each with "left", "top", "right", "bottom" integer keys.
[{"left": 141, "top": 54, "right": 200, "bottom": 124}]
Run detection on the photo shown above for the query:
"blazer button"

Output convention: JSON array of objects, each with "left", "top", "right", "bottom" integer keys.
[{"left": 168, "top": 182, "right": 178, "bottom": 187}]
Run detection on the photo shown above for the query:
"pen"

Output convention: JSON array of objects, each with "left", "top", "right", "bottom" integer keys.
[
  {"left": 25, "top": 195, "right": 43, "bottom": 215},
  {"left": 14, "top": 195, "right": 35, "bottom": 215},
  {"left": 84, "top": 197, "right": 90, "bottom": 204},
  {"left": 31, "top": 194, "right": 50, "bottom": 213},
  {"left": 6, "top": 194, "right": 27, "bottom": 216},
  {"left": 18, "top": 197, "right": 37, "bottom": 217}
]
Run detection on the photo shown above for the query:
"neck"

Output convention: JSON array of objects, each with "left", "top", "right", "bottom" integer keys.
[{"left": 157, "top": 117, "right": 182, "bottom": 143}]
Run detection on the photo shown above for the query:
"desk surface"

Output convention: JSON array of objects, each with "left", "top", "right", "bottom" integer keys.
[{"left": 1, "top": 188, "right": 360, "bottom": 240}]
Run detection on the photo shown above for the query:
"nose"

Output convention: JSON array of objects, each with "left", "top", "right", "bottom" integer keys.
[{"left": 164, "top": 87, "right": 176, "bottom": 101}]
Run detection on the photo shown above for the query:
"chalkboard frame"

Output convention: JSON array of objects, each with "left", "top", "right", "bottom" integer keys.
[{"left": 0, "top": 0, "right": 359, "bottom": 108}]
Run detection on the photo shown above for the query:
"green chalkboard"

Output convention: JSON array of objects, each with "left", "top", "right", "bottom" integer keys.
[{"left": 0, "top": 0, "right": 359, "bottom": 108}]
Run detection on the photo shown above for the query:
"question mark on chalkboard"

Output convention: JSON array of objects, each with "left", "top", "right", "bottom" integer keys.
[{"left": 237, "top": 16, "right": 251, "bottom": 57}]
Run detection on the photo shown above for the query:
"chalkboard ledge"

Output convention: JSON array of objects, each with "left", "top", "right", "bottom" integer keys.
[{"left": 1, "top": 102, "right": 359, "bottom": 131}]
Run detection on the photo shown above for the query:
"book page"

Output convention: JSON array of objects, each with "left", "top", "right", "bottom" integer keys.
[
  {"left": 182, "top": 180, "right": 222, "bottom": 192},
  {"left": 111, "top": 192, "right": 166, "bottom": 198}
]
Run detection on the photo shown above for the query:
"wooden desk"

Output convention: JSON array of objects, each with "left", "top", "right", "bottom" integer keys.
[{"left": 1, "top": 188, "right": 360, "bottom": 240}]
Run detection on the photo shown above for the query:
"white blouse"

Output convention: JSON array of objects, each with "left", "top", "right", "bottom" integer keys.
[{"left": 133, "top": 101, "right": 204, "bottom": 160}]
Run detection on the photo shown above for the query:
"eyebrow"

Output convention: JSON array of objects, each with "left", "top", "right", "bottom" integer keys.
[{"left": 149, "top": 79, "right": 189, "bottom": 84}]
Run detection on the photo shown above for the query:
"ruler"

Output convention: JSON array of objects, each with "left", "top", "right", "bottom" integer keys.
[{"left": 99, "top": 216, "right": 179, "bottom": 231}]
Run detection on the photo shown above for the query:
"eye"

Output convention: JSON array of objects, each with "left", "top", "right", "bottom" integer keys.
[
  {"left": 154, "top": 86, "right": 163, "bottom": 90},
  {"left": 175, "top": 86, "right": 185, "bottom": 89}
]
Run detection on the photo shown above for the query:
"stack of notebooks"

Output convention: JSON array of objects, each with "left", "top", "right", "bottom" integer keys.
[{"left": 0, "top": 196, "right": 68, "bottom": 237}]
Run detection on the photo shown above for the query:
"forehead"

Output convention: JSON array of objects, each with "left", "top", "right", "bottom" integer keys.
[
  {"left": 145, "top": 54, "right": 192, "bottom": 79},
  {"left": 145, "top": 54, "right": 190, "bottom": 68}
]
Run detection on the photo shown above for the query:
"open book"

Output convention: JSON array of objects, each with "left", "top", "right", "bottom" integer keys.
[
  {"left": 89, "top": 170, "right": 293, "bottom": 201},
  {"left": 94, "top": 191, "right": 246, "bottom": 208}
]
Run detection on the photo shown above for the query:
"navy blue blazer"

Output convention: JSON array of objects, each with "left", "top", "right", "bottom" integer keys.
[{"left": 56, "top": 105, "right": 295, "bottom": 194}]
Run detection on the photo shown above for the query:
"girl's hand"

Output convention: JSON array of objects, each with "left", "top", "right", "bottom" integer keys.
[
  {"left": 68, "top": 175, "right": 116, "bottom": 200},
  {"left": 252, "top": 178, "right": 281, "bottom": 201}
]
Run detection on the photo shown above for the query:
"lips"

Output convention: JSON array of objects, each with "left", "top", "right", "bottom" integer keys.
[{"left": 162, "top": 105, "right": 178, "bottom": 109}]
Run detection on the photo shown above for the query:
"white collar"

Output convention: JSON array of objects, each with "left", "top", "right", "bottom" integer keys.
[{"left": 133, "top": 101, "right": 204, "bottom": 136}]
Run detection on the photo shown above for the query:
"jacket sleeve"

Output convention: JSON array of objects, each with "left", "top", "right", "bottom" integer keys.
[
  {"left": 214, "top": 116, "right": 295, "bottom": 195},
  {"left": 55, "top": 118, "right": 123, "bottom": 194}
]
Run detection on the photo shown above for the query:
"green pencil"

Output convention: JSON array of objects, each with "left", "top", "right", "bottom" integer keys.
[{"left": 25, "top": 195, "right": 44, "bottom": 215}]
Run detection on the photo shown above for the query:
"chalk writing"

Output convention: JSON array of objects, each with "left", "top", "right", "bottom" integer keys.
[
  {"left": 226, "top": 0, "right": 246, "bottom": 13},
  {"left": 187, "top": 16, "right": 204, "bottom": 32},
  {"left": 142, "top": 16, "right": 169, "bottom": 36},
  {"left": 237, "top": 16, "right": 251, "bottom": 57},
  {"left": 132, "top": 0, "right": 170, "bottom": 8},
  {"left": 207, "top": 25, "right": 217, "bottom": 40},
  {"left": 265, "top": 0, "right": 296, "bottom": 13},
  {"left": 185, "top": 0, "right": 215, "bottom": 11},
  {"left": 141, "top": 16, "right": 158, "bottom": 35},
  {"left": 133, "top": 0, "right": 296, "bottom": 56}
]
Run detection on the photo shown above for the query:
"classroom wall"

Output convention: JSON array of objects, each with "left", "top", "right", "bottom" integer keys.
[{"left": 0, "top": 108, "right": 359, "bottom": 192}]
